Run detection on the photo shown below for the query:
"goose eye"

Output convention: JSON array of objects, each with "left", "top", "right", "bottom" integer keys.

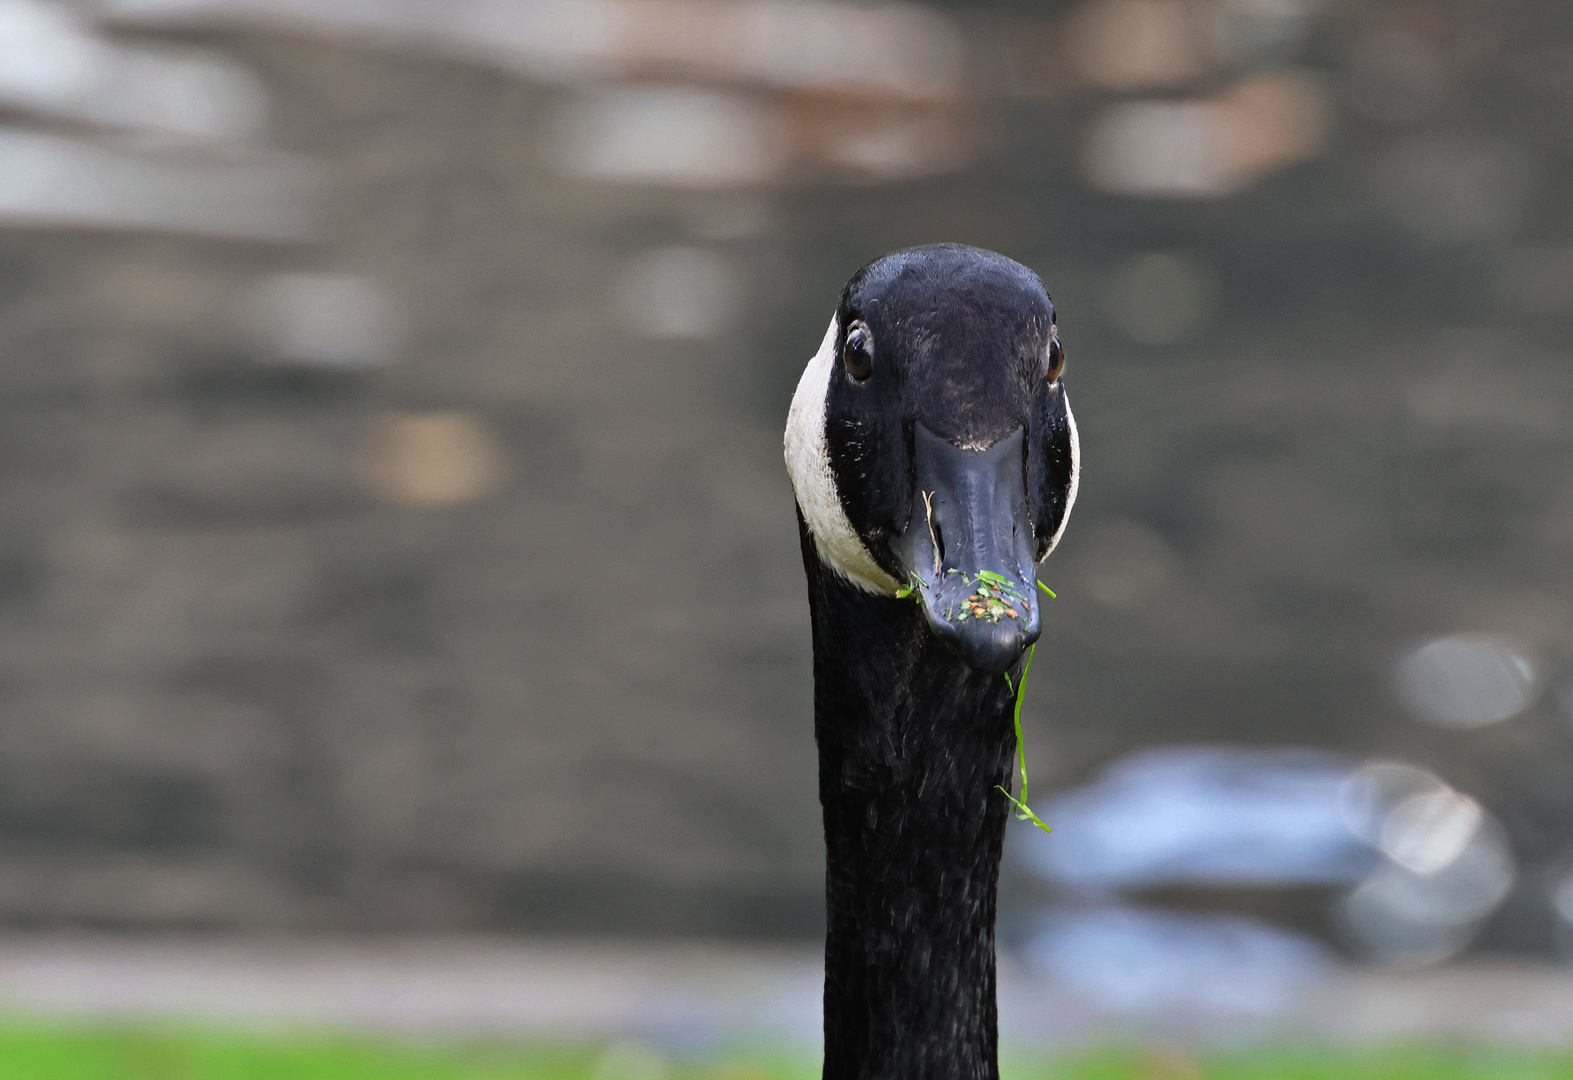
[
  {"left": 843, "top": 321, "right": 874, "bottom": 381},
  {"left": 1046, "top": 331, "right": 1065, "bottom": 382}
]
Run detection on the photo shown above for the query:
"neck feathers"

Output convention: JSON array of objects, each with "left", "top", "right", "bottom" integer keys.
[{"left": 802, "top": 521, "right": 1018, "bottom": 1080}]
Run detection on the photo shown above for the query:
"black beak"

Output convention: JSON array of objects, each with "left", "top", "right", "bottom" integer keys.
[{"left": 893, "top": 424, "right": 1041, "bottom": 674}]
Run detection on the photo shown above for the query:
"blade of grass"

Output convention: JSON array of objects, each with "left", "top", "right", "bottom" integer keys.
[{"left": 997, "top": 641, "right": 1051, "bottom": 835}]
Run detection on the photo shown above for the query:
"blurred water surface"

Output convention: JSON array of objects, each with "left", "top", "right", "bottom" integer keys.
[{"left": 0, "top": 0, "right": 1567, "bottom": 1024}]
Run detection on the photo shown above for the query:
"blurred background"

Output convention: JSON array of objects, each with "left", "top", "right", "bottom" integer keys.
[{"left": 0, "top": 0, "right": 1571, "bottom": 1055}]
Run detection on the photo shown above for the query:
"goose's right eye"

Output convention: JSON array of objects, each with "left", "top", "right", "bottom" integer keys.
[{"left": 844, "top": 321, "right": 873, "bottom": 381}]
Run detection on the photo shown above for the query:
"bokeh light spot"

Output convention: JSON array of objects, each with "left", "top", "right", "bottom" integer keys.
[
  {"left": 1393, "top": 634, "right": 1537, "bottom": 728},
  {"left": 1379, "top": 789, "right": 1484, "bottom": 875},
  {"left": 247, "top": 272, "right": 404, "bottom": 367},
  {"left": 359, "top": 412, "right": 506, "bottom": 510},
  {"left": 549, "top": 86, "right": 786, "bottom": 187}
]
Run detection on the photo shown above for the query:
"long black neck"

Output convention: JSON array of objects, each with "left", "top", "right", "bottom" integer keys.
[{"left": 802, "top": 525, "right": 1019, "bottom": 1080}]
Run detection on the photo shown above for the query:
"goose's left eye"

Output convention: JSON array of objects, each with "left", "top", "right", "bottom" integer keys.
[
  {"left": 844, "top": 321, "right": 873, "bottom": 382},
  {"left": 1046, "top": 330, "right": 1065, "bottom": 382}
]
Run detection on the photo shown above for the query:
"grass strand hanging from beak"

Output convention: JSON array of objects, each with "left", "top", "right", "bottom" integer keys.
[{"left": 996, "top": 579, "right": 1056, "bottom": 835}]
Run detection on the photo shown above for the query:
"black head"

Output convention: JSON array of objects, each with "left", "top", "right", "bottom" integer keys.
[{"left": 786, "top": 244, "right": 1079, "bottom": 673}]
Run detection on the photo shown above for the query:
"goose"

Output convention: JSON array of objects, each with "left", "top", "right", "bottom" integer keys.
[{"left": 784, "top": 244, "right": 1078, "bottom": 1080}]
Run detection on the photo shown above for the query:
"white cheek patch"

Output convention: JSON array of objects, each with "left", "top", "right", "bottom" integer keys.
[
  {"left": 1040, "top": 387, "right": 1080, "bottom": 560},
  {"left": 784, "top": 315, "right": 901, "bottom": 596}
]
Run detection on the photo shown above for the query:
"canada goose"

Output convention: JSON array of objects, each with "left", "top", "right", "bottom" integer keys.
[{"left": 785, "top": 244, "right": 1078, "bottom": 1080}]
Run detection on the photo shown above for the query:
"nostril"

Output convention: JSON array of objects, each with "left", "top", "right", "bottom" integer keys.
[{"left": 932, "top": 521, "right": 946, "bottom": 568}]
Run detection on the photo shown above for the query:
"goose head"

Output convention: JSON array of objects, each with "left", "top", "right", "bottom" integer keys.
[{"left": 786, "top": 244, "right": 1079, "bottom": 674}]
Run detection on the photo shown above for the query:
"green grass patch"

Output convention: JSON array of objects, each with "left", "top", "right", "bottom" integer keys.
[
  {"left": 1, "top": 1026, "right": 1571, "bottom": 1080},
  {"left": 1004, "top": 1043, "right": 1573, "bottom": 1080}
]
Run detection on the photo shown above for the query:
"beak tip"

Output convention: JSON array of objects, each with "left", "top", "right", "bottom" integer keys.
[{"left": 925, "top": 606, "right": 1041, "bottom": 674}]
